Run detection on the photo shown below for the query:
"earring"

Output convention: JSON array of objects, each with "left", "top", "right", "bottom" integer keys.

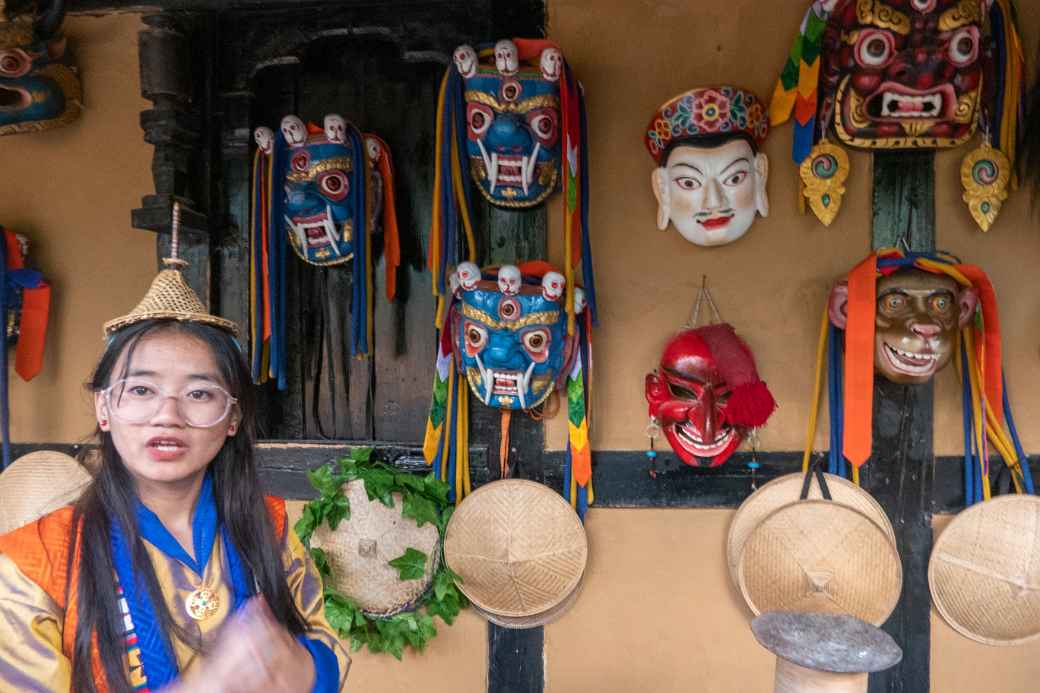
[{"left": 100, "top": 419, "right": 108, "bottom": 427}]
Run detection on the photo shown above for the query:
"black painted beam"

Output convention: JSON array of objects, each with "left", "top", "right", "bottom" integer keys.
[
  {"left": 487, "top": 626, "right": 544, "bottom": 693},
  {"left": 866, "top": 149, "right": 935, "bottom": 693}
]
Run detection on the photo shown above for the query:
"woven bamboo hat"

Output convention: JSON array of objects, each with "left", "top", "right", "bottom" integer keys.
[
  {"left": 102, "top": 203, "right": 238, "bottom": 338},
  {"left": 929, "top": 494, "right": 1040, "bottom": 645},
  {"left": 737, "top": 500, "right": 902, "bottom": 625},
  {"left": 0, "top": 451, "right": 92, "bottom": 534},
  {"left": 309, "top": 480, "right": 441, "bottom": 618},
  {"left": 727, "top": 472, "right": 895, "bottom": 588},
  {"left": 444, "top": 479, "right": 587, "bottom": 626}
]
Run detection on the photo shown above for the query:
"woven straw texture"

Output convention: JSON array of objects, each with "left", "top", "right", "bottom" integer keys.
[
  {"left": 929, "top": 494, "right": 1040, "bottom": 645},
  {"left": 444, "top": 479, "right": 587, "bottom": 618},
  {"left": 470, "top": 578, "right": 584, "bottom": 629},
  {"left": 0, "top": 451, "right": 92, "bottom": 534},
  {"left": 103, "top": 268, "right": 239, "bottom": 337},
  {"left": 727, "top": 472, "right": 895, "bottom": 588},
  {"left": 738, "top": 500, "right": 902, "bottom": 625},
  {"left": 309, "top": 480, "right": 440, "bottom": 618}
]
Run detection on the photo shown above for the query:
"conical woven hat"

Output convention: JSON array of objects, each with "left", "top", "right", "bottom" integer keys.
[
  {"left": 444, "top": 479, "right": 587, "bottom": 619},
  {"left": 727, "top": 472, "right": 895, "bottom": 588},
  {"left": 737, "top": 500, "right": 902, "bottom": 625},
  {"left": 309, "top": 480, "right": 441, "bottom": 618},
  {"left": 469, "top": 577, "right": 584, "bottom": 629},
  {"left": 102, "top": 203, "right": 238, "bottom": 338},
  {"left": 929, "top": 495, "right": 1040, "bottom": 645},
  {"left": 103, "top": 265, "right": 238, "bottom": 337},
  {"left": 0, "top": 451, "right": 92, "bottom": 534}
]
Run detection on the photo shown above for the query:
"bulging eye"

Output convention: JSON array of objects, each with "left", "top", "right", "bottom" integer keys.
[
  {"left": 317, "top": 171, "right": 349, "bottom": 201},
  {"left": 521, "top": 329, "right": 551, "bottom": 362},
  {"left": 881, "top": 293, "right": 907, "bottom": 312},
  {"left": 464, "top": 322, "right": 488, "bottom": 356},
  {"left": 499, "top": 298, "right": 520, "bottom": 321},
  {"left": 675, "top": 177, "right": 701, "bottom": 191},
  {"left": 501, "top": 80, "right": 522, "bottom": 102},
  {"left": 724, "top": 171, "right": 749, "bottom": 186},
  {"left": 948, "top": 27, "right": 979, "bottom": 67},
  {"left": 291, "top": 152, "right": 310, "bottom": 172},
  {"left": 856, "top": 30, "right": 894, "bottom": 68},
  {"left": 0, "top": 50, "right": 29, "bottom": 77},
  {"left": 930, "top": 294, "right": 952, "bottom": 313},
  {"left": 526, "top": 109, "right": 559, "bottom": 146},
  {"left": 467, "top": 103, "right": 494, "bottom": 138}
]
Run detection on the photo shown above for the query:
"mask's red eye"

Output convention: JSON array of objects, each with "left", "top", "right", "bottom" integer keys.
[
  {"left": 948, "top": 27, "right": 979, "bottom": 67},
  {"left": 521, "top": 328, "right": 550, "bottom": 362},
  {"left": 317, "top": 171, "right": 349, "bottom": 201},
  {"left": 855, "top": 30, "right": 895, "bottom": 68},
  {"left": 0, "top": 50, "right": 29, "bottom": 78},
  {"left": 467, "top": 103, "right": 494, "bottom": 139},
  {"left": 291, "top": 151, "right": 310, "bottom": 173},
  {"left": 526, "top": 108, "right": 558, "bottom": 147},
  {"left": 501, "top": 80, "right": 522, "bottom": 102},
  {"left": 464, "top": 321, "right": 488, "bottom": 356}
]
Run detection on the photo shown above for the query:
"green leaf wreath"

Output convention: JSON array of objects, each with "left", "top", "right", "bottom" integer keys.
[{"left": 294, "top": 447, "right": 468, "bottom": 659}]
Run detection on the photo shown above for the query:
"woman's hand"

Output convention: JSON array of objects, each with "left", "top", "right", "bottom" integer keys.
[{"left": 170, "top": 596, "right": 316, "bottom": 693}]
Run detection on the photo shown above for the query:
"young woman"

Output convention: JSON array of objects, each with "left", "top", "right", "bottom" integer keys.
[{"left": 0, "top": 289, "right": 349, "bottom": 691}]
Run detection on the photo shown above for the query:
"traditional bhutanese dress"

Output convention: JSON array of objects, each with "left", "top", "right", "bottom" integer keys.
[{"left": 0, "top": 474, "right": 349, "bottom": 691}]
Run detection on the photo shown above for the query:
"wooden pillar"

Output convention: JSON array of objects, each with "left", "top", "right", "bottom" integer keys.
[{"left": 864, "top": 149, "right": 935, "bottom": 693}]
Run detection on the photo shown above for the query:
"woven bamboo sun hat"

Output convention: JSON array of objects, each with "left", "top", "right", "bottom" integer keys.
[
  {"left": 102, "top": 203, "right": 237, "bottom": 338},
  {"left": 737, "top": 500, "right": 903, "bottom": 626},
  {"left": 444, "top": 479, "right": 587, "bottom": 627},
  {"left": 0, "top": 451, "right": 92, "bottom": 534},
  {"left": 727, "top": 471, "right": 895, "bottom": 589},
  {"left": 929, "top": 494, "right": 1040, "bottom": 645},
  {"left": 309, "top": 480, "right": 441, "bottom": 618}
]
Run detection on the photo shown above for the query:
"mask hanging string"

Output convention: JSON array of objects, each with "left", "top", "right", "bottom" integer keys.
[{"left": 686, "top": 275, "right": 722, "bottom": 328}]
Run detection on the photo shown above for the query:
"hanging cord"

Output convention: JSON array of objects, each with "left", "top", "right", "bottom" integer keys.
[
  {"left": 746, "top": 428, "right": 761, "bottom": 491},
  {"left": 686, "top": 275, "right": 723, "bottom": 328},
  {"left": 165, "top": 202, "right": 188, "bottom": 270},
  {"left": 645, "top": 416, "right": 661, "bottom": 480}
]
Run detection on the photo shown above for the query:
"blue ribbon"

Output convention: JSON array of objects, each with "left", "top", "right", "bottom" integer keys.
[{"left": 109, "top": 473, "right": 254, "bottom": 687}]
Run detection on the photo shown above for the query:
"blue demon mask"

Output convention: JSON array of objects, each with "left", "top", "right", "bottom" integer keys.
[
  {"left": 450, "top": 263, "right": 583, "bottom": 410},
  {"left": 454, "top": 40, "right": 562, "bottom": 208},
  {"left": 0, "top": 1, "right": 80, "bottom": 136},
  {"left": 269, "top": 114, "right": 378, "bottom": 266}
]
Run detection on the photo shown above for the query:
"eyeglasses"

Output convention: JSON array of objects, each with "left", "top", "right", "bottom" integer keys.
[{"left": 102, "top": 378, "right": 238, "bottom": 428}]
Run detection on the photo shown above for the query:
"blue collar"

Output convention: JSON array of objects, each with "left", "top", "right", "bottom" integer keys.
[{"left": 110, "top": 470, "right": 254, "bottom": 688}]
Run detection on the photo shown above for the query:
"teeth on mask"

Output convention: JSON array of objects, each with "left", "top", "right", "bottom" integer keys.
[
  {"left": 884, "top": 343, "right": 939, "bottom": 375},
  {"left": 881, "top": 92, "right": 941, "bottom": 118},
  {"left": 525, "top": 142, "right": 540, "bottom": 192},
  {"left": 322, "top": 204, "right": 342, "bottom": 256},
  {"left": 675, "top": 424, "right": 734, "bottom": 453}
]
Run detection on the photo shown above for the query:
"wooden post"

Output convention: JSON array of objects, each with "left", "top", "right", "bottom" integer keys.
[{"left": 864, "top": 149, "right": 935, "bottom": 693}]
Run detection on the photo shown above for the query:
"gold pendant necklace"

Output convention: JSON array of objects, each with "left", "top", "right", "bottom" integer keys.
[{"left": 185, "top": 586, "right": 220, "bottom": 621}]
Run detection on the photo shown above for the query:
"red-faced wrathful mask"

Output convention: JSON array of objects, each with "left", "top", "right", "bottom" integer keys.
[{"left": 645, "top": 323, "right": 776, "bottom": 468}]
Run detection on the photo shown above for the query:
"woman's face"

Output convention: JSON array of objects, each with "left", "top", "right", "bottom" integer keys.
[{"left": 95, "top": 329, "right": 239, "bottom": 492}]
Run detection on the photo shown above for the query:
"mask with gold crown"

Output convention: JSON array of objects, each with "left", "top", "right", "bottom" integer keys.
[
  {"left": 770, "top": 0, "right": 1024, "bottom": 231},
  {"left": 0, "top": 0, "right": 81, "bottom": 136},
  {"left": 249, "top": 114, "right": 400, "bottom": 390}
]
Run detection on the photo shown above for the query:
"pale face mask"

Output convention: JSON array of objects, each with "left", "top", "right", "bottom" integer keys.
[{"left": 651, "top": 138, "right": 769, "bottom": 247}]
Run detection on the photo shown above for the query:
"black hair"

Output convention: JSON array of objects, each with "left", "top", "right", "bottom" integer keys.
[
  {"left": 70, "top": 319, "right": 306, "bottom": 693},
  {"left": 658, "top": 131, "right": 759, "bottom": 167}
]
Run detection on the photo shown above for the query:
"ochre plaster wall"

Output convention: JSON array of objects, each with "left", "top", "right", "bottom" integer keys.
[
  {"left": 1, "top": 14, "right": 154, "bottom": 444},
  {"left": 6, "top": 4, "right": 1040, "bottom": 693}
]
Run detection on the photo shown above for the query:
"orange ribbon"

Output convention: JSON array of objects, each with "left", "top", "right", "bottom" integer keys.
[{"left": 843, "top": 254, "right": 878, "bottom": 468}]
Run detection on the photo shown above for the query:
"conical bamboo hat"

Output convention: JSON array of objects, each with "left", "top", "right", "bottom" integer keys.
[
  {"left": 0, "top": 451, "right": 92, "bottom": 534},
  {"left": 102, "top": 203, "right": 238, "bottom": 337}
]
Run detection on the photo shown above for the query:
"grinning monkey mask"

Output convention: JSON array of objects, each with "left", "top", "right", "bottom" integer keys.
[
  {"left": 829, "top": 268, "right": 977, "bottom": 384},
  {"left": 645, "top": 324, "right": 776, "bottom": 468}
]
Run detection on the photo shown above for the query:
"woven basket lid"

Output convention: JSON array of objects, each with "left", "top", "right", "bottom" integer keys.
[
  {"left": 738, "top": 500, "right": 902, "bottom": 625},
  {"left": 727, "top": 472, "right": 895, "bottom": 588},
  {"left": 929, "top": 494, "right": 1040, "bottom": 645},
  {"left": 309, "top": 480, "right": 441, "bottom": 618},
  {"left": 444, "top": 479, "right": 587, "bottom": 618},
  {"left": 0, "top": 451, "right": 92, "bottom": 534},
  {"left": 470, "top": 576, "right": 584, "bottom": 629}
]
